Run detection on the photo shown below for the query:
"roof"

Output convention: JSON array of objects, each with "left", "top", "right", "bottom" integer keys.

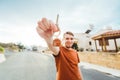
[{"left": 92, "top": 30, "right": 120, "bottom": 40}]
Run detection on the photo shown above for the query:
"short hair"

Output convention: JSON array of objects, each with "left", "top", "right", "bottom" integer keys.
[{"left": 64, "top": 31, "right": 74, "bottom": 37}]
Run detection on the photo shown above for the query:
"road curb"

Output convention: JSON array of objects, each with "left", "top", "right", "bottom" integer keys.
[{"left": 79, "top": 62, "right": 120, "bottom": 77}]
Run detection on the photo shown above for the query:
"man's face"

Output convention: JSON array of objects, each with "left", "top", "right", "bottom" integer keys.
[{"left": 64, "top": 34, "right": 74, "bottom": 48}]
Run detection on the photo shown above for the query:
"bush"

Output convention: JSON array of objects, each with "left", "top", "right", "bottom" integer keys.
[
  {"left": 118, "top": 46, "right": 120, "bottom": 51},
  {"left": 79, "top": 48, "right": 84, "bottom": 52},
  {"left": 72, "top": 42, "right": 79, "bottom": 51},
  {"left": 0, "top": 46, "right": 5, "bottom": 53}
]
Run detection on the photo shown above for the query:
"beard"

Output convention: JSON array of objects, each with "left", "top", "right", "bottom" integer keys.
[
  {"left": 65, "top": 42, "right": 73, "bottom": 49},
  {"left": 65, "top": 45, "right": 72, "bottom": 48},
  {"left": 66, "top": 46, "right": 71, "bottom": 48}
]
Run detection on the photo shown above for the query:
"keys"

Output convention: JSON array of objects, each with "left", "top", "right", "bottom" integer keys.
[{"left": 53, "top": 14, "right": 61, "bottom": 47}]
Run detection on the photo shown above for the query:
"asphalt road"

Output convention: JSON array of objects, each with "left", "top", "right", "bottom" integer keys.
[
  {"left": 80, "top": 66, "right": 120, "bottom": 80},
  {"left": 0, "top": 51, "right": 120, "bottom": 80}
]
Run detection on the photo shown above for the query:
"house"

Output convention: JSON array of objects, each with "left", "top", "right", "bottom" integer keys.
[
  {"left": 74, "top": 33, "right": 95, "bottom": 51},
  {"left": 74, "top": 27, "right": 120, "bottom": 52}
]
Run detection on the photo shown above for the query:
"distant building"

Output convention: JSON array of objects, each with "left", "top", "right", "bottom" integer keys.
[{"left": 74, "top": 33, "right": 95, "bottom": 51}]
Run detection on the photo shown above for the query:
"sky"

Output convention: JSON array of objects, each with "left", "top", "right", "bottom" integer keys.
[{"left": 0, "top": 0, "right": 120, "bottom": 47}]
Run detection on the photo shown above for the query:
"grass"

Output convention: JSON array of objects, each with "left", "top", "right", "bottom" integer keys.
[
  {"left": 78, "top": 52, "right": 120, "bottom": 70},
  {"left": 44, "top": 50, "right": 120, "bottom": 70},
  {"left": 0, "top": 46, "right": 4, "bottom": 53}
]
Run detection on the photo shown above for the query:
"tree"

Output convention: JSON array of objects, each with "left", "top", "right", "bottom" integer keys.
[{"left": 16, "top": 43, "right": 26, "bottom": 51}]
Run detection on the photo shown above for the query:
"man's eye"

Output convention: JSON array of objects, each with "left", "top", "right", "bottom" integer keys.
[
  {"left": 66, "top": 38, "right": 69, "bottom": 40},
  {"left": 65, "top": 38, "right": 73, "bottom": 40},
  {"left": 71, "top": 38, "right": 73, "bottom": 40}
]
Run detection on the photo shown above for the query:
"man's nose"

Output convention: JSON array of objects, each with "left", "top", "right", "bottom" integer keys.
[{"left": 67, "top": 39, "right": 72, "bottom": 42}]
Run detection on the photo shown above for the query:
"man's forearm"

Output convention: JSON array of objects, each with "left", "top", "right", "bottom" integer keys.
[{"left": 45, "top": 38, "right": 59, "bottom": 55}]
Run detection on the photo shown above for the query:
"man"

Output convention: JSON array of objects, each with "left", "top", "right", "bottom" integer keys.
[{"left": 36, "top": 18, "right": 83, "bottom": 80}]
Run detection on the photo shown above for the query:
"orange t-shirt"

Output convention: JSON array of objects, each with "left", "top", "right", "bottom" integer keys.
[{"left": 54, "top": 46, "right": 82, "bottom": 80}]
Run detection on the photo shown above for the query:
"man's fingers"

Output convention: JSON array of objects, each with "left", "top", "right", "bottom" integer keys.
[
  {"left": 42, "top": 18, "right": 50, "bottom": 29},
  {"left": 37, "top": 21, "right": 47, "bottom": 31},
  {"left": 37, "top": 18, "right": 59, "bottom": 33},
  {"left": 49, "top": 20, "right": 59, "bottom": 32},
  {"left": 36, "top": 27, "right": 45, "bottom": 37},
  {"left": 36, "top": 27, "right": 43, "bottom": 34}
]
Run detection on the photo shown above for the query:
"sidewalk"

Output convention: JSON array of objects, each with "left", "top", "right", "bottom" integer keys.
[
  {"left": 0, "top": 54, "right": 6, "bottom": 63},
  {"left": 79, "top": 62, "right": 120, "bottom": 77}
]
